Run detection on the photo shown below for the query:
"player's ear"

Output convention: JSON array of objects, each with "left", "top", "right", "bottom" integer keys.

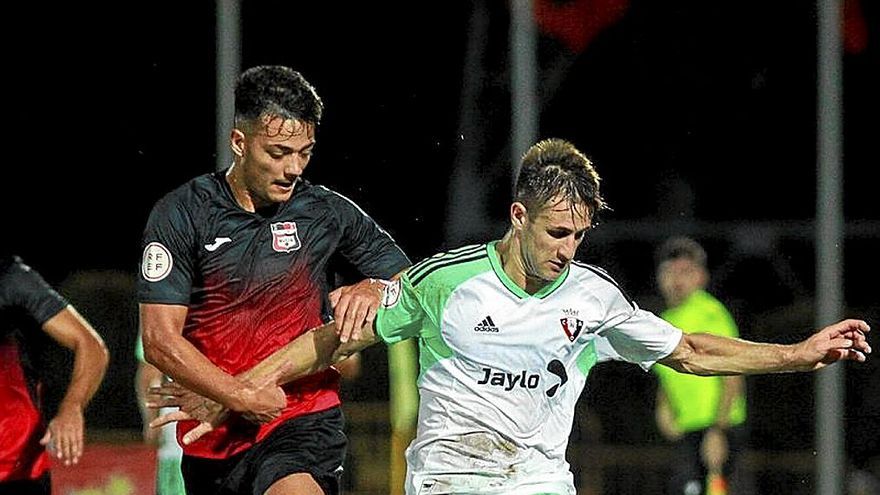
[
  {"left": 230, "top": 129, "right": 246, "bottom": 157},
  {"left": 696, "top": 264, "right": 709, "bottom": 287},
  {"left": 511, "top": 202, "right": 528, "bottom": 231}
]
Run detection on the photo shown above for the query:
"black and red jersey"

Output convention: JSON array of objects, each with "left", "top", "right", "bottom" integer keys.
[
  {"left": 137, "top": 171, "right": 410, "bottom": 459},
  {"left": 0, "top": 256, "right": 68, "bottom": 481}
]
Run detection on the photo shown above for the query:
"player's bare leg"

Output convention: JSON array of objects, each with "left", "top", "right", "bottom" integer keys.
[{"left": 265, "top": 473, "right": 324, "bottom": 495}]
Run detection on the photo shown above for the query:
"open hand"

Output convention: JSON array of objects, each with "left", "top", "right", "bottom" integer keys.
[
  {"left": 147, "top": 378, "right": 286, "bottom": 445},
  {"left": 147, "top": 381, "right": 229, "bottom": 445},
  {"left": 40, "top": 402, "right": 84, "bottom": 466},
  {"left": 329, "top": 278, "right": 385, "bottom": 343},
  {"left": 793, "top": 319, "right": 871, "bottom": 370}
]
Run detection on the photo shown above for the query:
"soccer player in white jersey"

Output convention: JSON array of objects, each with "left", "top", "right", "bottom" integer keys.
[{"left": 150, "top": 138, "right": 871, "bottom": 495}]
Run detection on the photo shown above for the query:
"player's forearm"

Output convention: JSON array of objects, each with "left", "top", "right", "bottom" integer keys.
[
  {"left": 140, "top": 304, "right": 254, "bottom": 412},
  {"left": 43, "top": 307, "right": 109, "bottom": 411},
  {"left": 663, "top": 333, "right": 795, "bottom": 375},
  {"left": 240, "top": 321, "right": 377, "bottom": 388},
  {"left": 136, "top": 363, "right": 163, "bottom": 424},
  {"left": 60, "top": 330, "right": 109, "bottom": 412},
  {"left": 143, "top": 330, "right": 254, "bottom": 411}
]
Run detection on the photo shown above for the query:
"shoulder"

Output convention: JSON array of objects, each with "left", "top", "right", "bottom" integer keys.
[
  {"left": 406, "top": 244, "right": 491, "bottom": 288},
  {"left": 693, "top": 290, "right": 737, "bottom": 324},
  {"left": 148, "top": 173, "right": 221, "bottom": 225},
  {"left": 156, "top": 173, "right": 219, "bottom": 209},
  {"left": 0, "top": 255, "right": 27, "bottom": 290},
  {"left": 306, "top": 183, "right": 368, "bottom": 214},
  {"left": 686, "top": 290, "right": 732, "bottom": 316},
  {"left": 0, "top": 256, "right": 65, "bottom": 314},
  {"left": 569, "top": 261, "right": 624, "bottom": 290},
  {"left": 0, "top": 254, "right": 19, "bottom": 277},
  {"left": 569, "top": 261, "right": 635, "bottom": 307},
  {"left": 698, "top": 290, "right": 727, "bottom": 307},
  {"left": 0, "top": 255, "right": 36, "bottom": 282}
]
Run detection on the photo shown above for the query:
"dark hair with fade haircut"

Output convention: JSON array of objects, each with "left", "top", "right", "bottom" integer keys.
[
  {"left": 515, "top": 138, "right": 606, "bottom": 220},
  {"left": 656, "top": 236, "right": 708, "bottom": 267},
  {"left": 234, "top": 65, "right": 324, "bottom": 130}
]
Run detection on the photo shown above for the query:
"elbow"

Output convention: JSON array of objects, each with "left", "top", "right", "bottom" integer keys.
[
  {"left": 77, "top": 332, "right": 110, "bottom": 373},
  {"left": 662, "top": 334, "right": 718, "bottom": 376},
  {"left": 662, "top": 346, "right": 712, "bottom": 376},
  {"left": 142, "top": 331, "right": 172, "bottom": 369},
  {"left": 96, "top": 338, "right": 110, "bottom": 372},
  {"left": 143, "top": 344, "right": 163, "bottom": 369},
  {"left": 677, "top": 361, "right": 713, "bottom": 376}
]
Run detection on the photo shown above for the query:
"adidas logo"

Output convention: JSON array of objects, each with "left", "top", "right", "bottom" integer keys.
[{"left": 474, "top": 315, "right": 500, "bottom": 333}]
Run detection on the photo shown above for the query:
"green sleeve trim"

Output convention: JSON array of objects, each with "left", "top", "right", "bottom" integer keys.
[
  {"left": 380, "top": 249, "right": 494, "bottom": 381},
  {"left": 576, "top": 341, "right": 598, "bottom": 376}
]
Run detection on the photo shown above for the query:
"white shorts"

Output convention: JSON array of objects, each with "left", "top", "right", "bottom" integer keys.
[{"left": 407, "top": 471, "right": 574, "bottom": 495}]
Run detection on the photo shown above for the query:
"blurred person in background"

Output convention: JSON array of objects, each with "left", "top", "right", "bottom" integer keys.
[
  {"left": 0, "top": 254, "right": 108, "bottom": 495},
  {"left": 332, "top": 351, "right": 362, "bottom": 494},
  {"left": 152, "top": 138, "right": 871, "bottom": 495},
  {"left": 652, "top": 237, "right": 747, "bottom": 495},
  {"left": 388, "top": 340, "right": 419, "bottom": 495},
  {"left": 135, "top": 332, "right": 185, "bottom": 495}
]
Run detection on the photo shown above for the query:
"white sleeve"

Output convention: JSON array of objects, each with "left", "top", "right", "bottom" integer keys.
[{"left": 597, "top": 303, "right": 682, "bottom": 371}]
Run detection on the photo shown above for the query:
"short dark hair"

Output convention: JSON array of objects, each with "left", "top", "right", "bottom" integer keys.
[
  {"left": 515, "top": 138, "right": 606, "bottom": 219},
  {"left": 656, "top": 236, "right": 707, "bottom": 267},
  {"left": 234, "top": 65, "right": 323, "bottom": 130}
]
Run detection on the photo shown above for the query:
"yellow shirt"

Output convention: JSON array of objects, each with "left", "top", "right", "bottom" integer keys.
[{"left": 653, "top": 290, "right": 746, "bottom": 432}]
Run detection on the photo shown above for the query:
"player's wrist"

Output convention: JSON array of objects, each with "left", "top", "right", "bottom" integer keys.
[
  {"left": 57, "top": 398, "right": 85, "bottom": 415},
  {"left": 229, "top": 382, "right": 258, "bottom": 413},
  {"left": 369, "top": 278, "right": 392, "bottom": 294}
]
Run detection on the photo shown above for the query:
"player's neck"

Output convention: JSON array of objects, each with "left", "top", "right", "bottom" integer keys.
[
  {"left": 225, "top": 164, "right": 257, "bottom": 212},
  {"left": 496, "top": 232, "right": 547, "bottom": 295}
]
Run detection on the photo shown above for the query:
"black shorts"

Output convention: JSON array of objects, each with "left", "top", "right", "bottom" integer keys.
[
  {"left": 181, "top": 407, "right": 347, "bottom": 495},
  {"left": 0, "top": 473, "right": 51, "bottom": 495}
]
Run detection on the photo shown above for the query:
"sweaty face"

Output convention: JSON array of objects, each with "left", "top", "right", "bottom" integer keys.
[
  {"left": 657, "top": 258, "right": 706, "bottom": 307},
  {"left": 239, "top": 116, "right": 315, "bottom": 209},
  {"left": 520, "top": 197, "right": 592, "bottom": 283}
]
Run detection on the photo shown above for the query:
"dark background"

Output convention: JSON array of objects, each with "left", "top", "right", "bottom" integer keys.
[
  {"left": 6, "top": 1, "right": 876, "bottom": 276},
  {"left": 3, "top": 1, "right": 877, "bottom": 491}
]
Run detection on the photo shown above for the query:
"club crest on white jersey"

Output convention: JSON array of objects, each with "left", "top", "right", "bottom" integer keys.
[
  {"left": 381, "top": 279, "right": 401, "bottom": 308},
  {"left": 271, "top": 221, "right": 302, "bottom": 253},
  {"left": 560, "top": 308, "right": 584, "bottom": 341}
]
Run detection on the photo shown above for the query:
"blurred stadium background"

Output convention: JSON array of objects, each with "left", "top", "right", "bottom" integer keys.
[{"left": 4, "top": 1, "right": 877, "bottom": 494}]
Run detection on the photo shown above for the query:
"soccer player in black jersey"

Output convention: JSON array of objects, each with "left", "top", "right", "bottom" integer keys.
[
  {"left": 138, "top": 66, "right": 410, "bottom": 495},
  {"left": 0, "top": 255, "right": 108, "bottom": 494}
]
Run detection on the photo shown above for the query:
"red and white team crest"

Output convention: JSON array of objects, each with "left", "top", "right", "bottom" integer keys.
[
  {"left": 560, "top": 316, "right": 584, "bottom": 342},
  {"left": 270, "top": 221, "right": 302, "bottom": 253}
]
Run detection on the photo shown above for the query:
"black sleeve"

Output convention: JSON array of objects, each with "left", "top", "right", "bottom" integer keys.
[
  {"left": 0, "top": 256, "right": 68, "bottom": 327},
  {"left": 329, "top": 191, "right": 411, "bottom": 279},
  {"left": 136, "top": 193, "right": 197, "bottom": 304}
]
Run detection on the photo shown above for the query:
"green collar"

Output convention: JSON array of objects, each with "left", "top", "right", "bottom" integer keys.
[{"left": 487, "top": 240, "right": 569, "bottom": 299}]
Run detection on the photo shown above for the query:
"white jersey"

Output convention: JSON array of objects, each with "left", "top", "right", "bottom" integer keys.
[{"left": 376, "top": 242, "right": 683, "bottom": 495}]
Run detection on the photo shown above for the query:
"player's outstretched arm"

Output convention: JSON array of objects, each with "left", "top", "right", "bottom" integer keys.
[
  {"left": 240, "top": 319, "right": 380, "bottom": 389},
  {"left": 39, "top": 306, "right": 109, "bottom": 466},
  {"left": 140, "top": 303, "right": 286, "bottom": 423},
  {"left": 659, "top": 318, "right": 870, "bottom": 375},
  {"left": 148, "top": 319, "right": 380, "bottom": 444}
]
